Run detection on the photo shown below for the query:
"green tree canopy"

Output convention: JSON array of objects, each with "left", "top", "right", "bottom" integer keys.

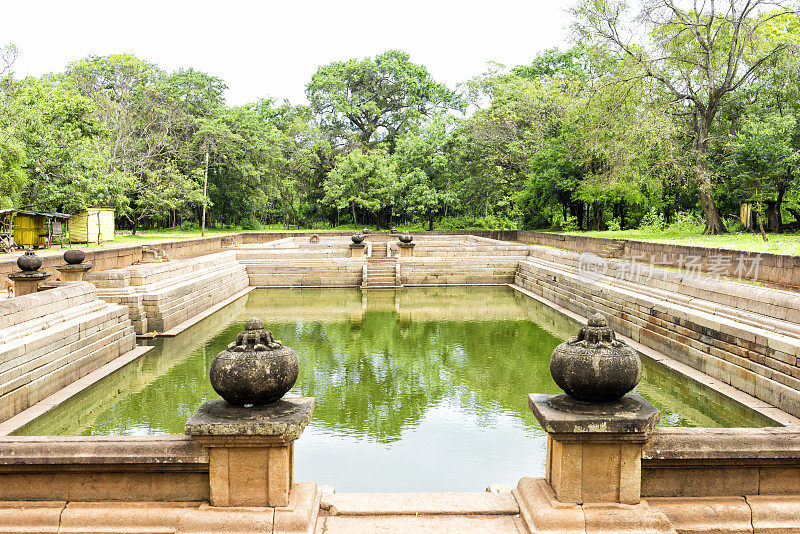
[{"left": 306, "top": 50, "right": 465, "bottom": 151}]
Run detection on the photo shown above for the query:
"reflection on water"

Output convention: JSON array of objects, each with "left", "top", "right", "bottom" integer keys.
[{"left": 14, "top": 287, "right": 774, "bottom": 492}]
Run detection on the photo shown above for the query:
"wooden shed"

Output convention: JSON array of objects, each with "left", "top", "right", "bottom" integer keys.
[
  {"left": 71, "top": 207, "right": 115, "bottom": 243},
  {"left": 13, "top": 210, "right": 48, "bottom": 248}
]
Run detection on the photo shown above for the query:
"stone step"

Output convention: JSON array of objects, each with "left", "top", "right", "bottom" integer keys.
[{"left": 316, "top": 492, "right": 521, "bottom": 533}]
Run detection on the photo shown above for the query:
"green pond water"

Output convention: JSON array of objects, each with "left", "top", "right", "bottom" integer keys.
[{"left": 14, "top": 287, "right": 774, "bottom": 492}]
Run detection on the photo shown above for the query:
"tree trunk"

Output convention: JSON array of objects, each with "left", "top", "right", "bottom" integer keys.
[
  {"left": 592, "top": 204, "right": 601, "bottom": 231},
  {"left": 695, "top": 118, "right": 727, "bottom": 234},
  {"left": 767, "top": 186, "right": 785, "bottom": 233},
  {"left": 757, "top": 210, "right": 769, "bottom": 241},
  {"left": 428, "top": 210, "right": 434, "bottom": 231}
]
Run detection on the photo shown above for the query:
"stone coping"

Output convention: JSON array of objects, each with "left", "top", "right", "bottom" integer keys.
[
  {"left": 643, "top": 427, "right": 800, "bottom": 461},
  {"left": 528, "top": 393, "right": 660, "bottom": 443},
  {"left": 185, "top": 397, "right": 314, "bottom": 440},
  {"left": 0, "top": 435, "right": 207, "bottom": 465}
]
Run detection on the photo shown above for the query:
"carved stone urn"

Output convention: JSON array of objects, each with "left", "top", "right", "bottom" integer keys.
[
  {"left": 351, "top": 233, "right": 365, "bottom": 244},
  {"left": 8, "top": 249, "right": 51, "bottom": 296},
  {"left": 549, "top": 313, "right": 641, "bottom": 402},
  {"left": 17, "top": 248, "right": 42, "bottom": 271},
  {"left": 398, "top": 233, "right": 413, "bottom": 244},
  {"left": 209, "top": 318, "right": 299, "bottom": 406}
]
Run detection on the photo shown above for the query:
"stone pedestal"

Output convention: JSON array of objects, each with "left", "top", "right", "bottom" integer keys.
[
  {"left": 398, "top": 243, "right": 415, "bottom": 257},
  {"left": 349, "top": 243, "right": 366, "bottom": 257},
  {"left": 55, "top": 263, "right": 93, "bottom": 281},
  {"left": 528, "top": 393, "right": 659, "bottom": 505},
  {"left": 7, "top": 271, "right": 51, "bottom": 296},
  {"left": 185, "top": 397, "right": 314, "bottom": 507}
]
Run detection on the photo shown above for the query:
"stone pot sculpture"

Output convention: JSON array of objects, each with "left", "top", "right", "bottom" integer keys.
[
  {"left": 362, "top": 227, "right": 370, "bottom": 234},
  {"left": 17, "top": 248, "right": 43, "bottom": 271},
  {"left": 8, "top": 248, "right": 52, "bottom": 297},
  {"left": 209, "top": 317, "right": 299, "bottom": 406},
  {"left": 549, "top": 313, "right": 641, "bottom": 402},
  {"left": 398, "top": 233, "right": 413, "bottom": 244},
  {"left": 56, "top": 249, "right": 93, "bottom": 281},
  {"left": 63, "top": 249, "right": 86, "bottom": 265},
  {"left": 351, "top": 233, "right": 365, "bottom": 244}
]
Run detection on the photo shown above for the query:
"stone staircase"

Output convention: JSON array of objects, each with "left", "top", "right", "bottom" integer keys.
[
  {"left": 363, "top": 257, "right": 400, "bottom": 289},
  {"left": 0, "top": 282, "right": 136, "bottom": 422},
  {"left": 315, "top": 490, "right": 524, "bottom": 533},
  {"left": 371, "top": 242, "right": 389, "bottom": 258},
  {"left": 86, "top": 252, "right": 249, "bottom": 334}
]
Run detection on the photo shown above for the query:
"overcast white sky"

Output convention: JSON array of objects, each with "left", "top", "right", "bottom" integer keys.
[{"left": 0, "top": 1, "right": 572, "bottom": 106}]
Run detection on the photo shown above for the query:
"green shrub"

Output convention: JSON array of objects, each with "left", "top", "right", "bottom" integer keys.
[
  {"left": 606, "top": 217, "right": 621, "bottom": 232},
  {"left": 639, "top": 208, "right": 666, "bottom": 230},
  {"left": 551, "top": 212, "right": 579, "bottom": 231},
  {"left": 724, "top": 216, "right": 747, "bottom": 233},
  {"left": 664, "top": 211, "right": 702, "bottom": 232},
  {"left": 240, "top": 218, "right": 261, "bottom": 231}
]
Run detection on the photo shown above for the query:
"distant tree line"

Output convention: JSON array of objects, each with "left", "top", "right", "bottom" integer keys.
[{"left": 2, "top": 1, "right": 800, "bottom": 234}]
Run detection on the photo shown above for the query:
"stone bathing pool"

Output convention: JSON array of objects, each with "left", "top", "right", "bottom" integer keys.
[{"left": 13, "top": 286, "right": 774, "bottom": 492}]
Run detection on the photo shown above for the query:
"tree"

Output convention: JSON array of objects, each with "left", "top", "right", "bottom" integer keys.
[
  {"left": 323, "top": 148, "right": 398, "bottom": 227},
  {"left": 572, "top": 0, "right": 799, "bottom": 234},
  {"left": 395, "top": 116, "right": 459, "bottom": 230},
  {"left": 0, "top": 43, "right": 24, "bottom": 208},
  {"left": 7, "top": 75, "right": 128, "bottom": 213},
  {"left": 726, "top": 110, "right": 800, "bottom": 235},
  {"left": 306, "top": 50, "right": 464, "bottom": 151}
]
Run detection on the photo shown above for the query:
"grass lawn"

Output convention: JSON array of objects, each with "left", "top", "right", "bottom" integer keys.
[{"left": 568, "top": 227, "right": 800, "bottom": 256}]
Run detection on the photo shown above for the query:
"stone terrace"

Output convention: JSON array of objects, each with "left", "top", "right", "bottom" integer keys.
[{"left": 0, "top": 282, "right": 136, "bottom": 421}]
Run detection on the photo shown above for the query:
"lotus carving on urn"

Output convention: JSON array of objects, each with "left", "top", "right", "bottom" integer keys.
[
  {"left": 209, "top": 317, "right": 299, "bottom": 406},
  {"left": 398, "top": 233, "right": 413, "bottom": 244},
  {"left": 549, "top": 313, "right": 641, "bottom": 402},
  {"left": 351, "top": 233, "right": 364, "bottom": 244}
]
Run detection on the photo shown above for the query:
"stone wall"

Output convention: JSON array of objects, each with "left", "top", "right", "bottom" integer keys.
[
  {"left": 0, "top": 235, "right": 238, "bottom": 283},
  {"left": 242, "top": 258, "right": 366, "bottom": 287},
  {"left": 514, "top": 230, "right": 800, "bottom": 287},
  {"left": 86, "top": 251, "right": 249, "bottom": 334},
  {"left": 642, "top": 427, "right": 800, "bottom": 497},
  {"left": 399, "top": 257, "right": 522, "bottom": 285},
  {"left": 515, "top": 231, "right": 609, "bottom": 255},
  {"left": 515, "top": 248, "right": 800, "bottom": 418},
  {"left": 0, "top": 282, "right": 136, "bottom": 421},
  {"left": 0, "top": 435, "right": 208, "bottom": 501}
]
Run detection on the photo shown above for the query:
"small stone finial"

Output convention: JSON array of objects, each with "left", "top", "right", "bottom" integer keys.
[
  {"left": 587, "top": 313, "right": 607, "bottom": 327},
  {"left": 17, "top": 248, "right": 42, "bottom": 272},
  {"left": 351, "top": 233, "right": 365, "bottom": 244},
  {"left": 398, "top": 232, "right": 413, "bottom": 244},
  {"left": 309, "top": 234, "right": 320, "bottom": 244},
  {"left": 549, "top": 313, "right": 642, "bottom": 402},
  {"left": 227, "top": 317, "right": 283, "bottom": 352}
]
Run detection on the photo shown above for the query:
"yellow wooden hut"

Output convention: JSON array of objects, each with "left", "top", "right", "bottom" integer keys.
[
  {"left": 71, "top": 207, "right": 115, "bottom": 243},
  {"left": 13, "top": 210, "right": 48, "bottom": 248}
]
